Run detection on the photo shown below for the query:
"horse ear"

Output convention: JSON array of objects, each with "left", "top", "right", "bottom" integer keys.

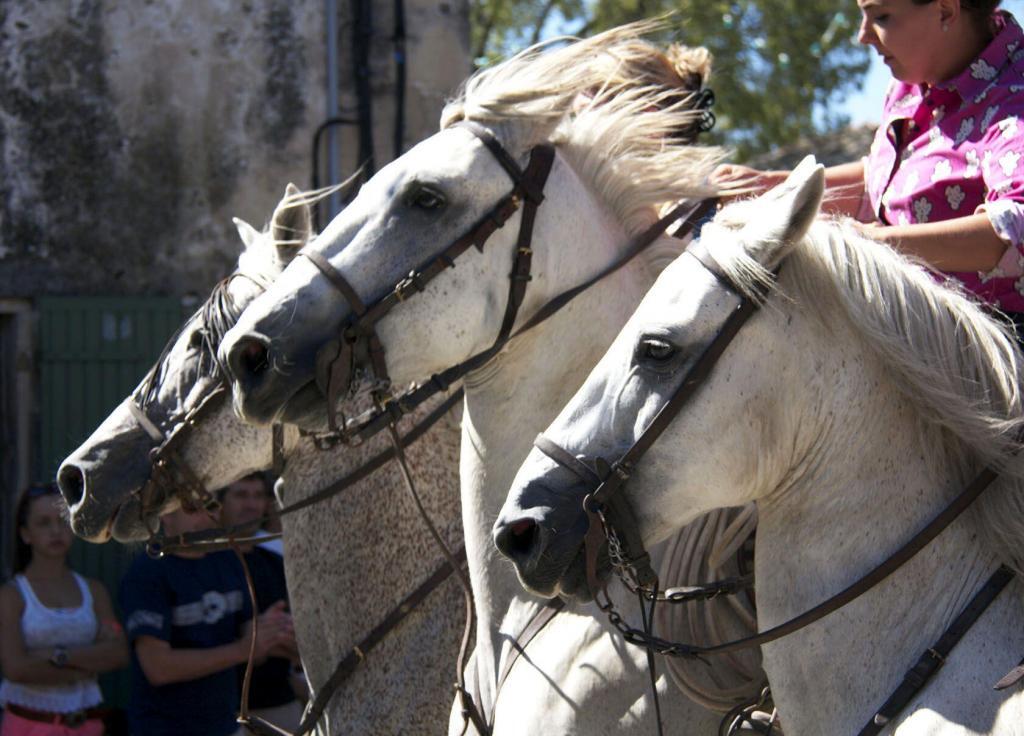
[
  {"left": 778, "top": 156, "right": 825, "bottom": 242},
  {"left": 271, "top": 183, "right": 313, "bottom": 263},
  {"left": 233, "top": 217, "right": 261, "bottom": 250},
  {"left": 743, "top": 155, "right": 824, "bottom": 265}
]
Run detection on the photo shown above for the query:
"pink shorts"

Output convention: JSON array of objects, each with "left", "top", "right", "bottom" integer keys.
[{"left": 1, "top": 711, "right": 103, "bottom": 736}]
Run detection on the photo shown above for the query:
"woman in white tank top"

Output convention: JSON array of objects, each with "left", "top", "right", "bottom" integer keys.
[{"left": 0, "top": 484, "right": 129, "bottom": 735}]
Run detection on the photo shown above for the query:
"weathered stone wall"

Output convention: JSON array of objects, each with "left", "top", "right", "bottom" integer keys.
[{"left": 0, "top": 0, "right": 470, "bottom": 298}]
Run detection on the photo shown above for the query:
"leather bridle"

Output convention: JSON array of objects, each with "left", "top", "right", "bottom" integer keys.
[
  {"left": 128, "top": 118, "right": 723, "bottom": 736},
  {"left": 298, "top": 121, "right": 720, "bottom": 450},
  {"left": 300, "top": 119, "right": 556, "bottom": 443},
  {"left": 293, "top": 119, "right": 723, "bottom": 735},
  {"left": 534, "top": 239, "right": 1021, "bottom": 734},
  {"left": 128, "top": 272, "right": 287, "bottom": 538},
  {"left": 534, "top": 240, "right": 767, "bottom": 596}
]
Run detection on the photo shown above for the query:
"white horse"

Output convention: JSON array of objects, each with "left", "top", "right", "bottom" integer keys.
[
  {"left": 495, "top": 159, "right": 1024, "bottom": 734},
  {"left": 58, "top": 187, "right": 312, "bottom": 543},
  {"left": 217, "top": 26, "right": 760, "bottom": 734},
  {"left": 57, "top": 188, "right": 469, "bottom": 733}
]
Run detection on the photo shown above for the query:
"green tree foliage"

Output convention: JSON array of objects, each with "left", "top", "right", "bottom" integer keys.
[{"left": 471, "top": 1, "right": 871, "bottom": 160}]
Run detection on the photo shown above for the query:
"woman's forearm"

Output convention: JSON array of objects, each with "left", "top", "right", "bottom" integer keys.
[
  {"left": 822, "top": 160, "right": 867, "bottom": 218},
  {"left": 711, "top": 159, "right": 866, "bottom": 216},
  {"left": 64, "top": 638, "right": 130, "bottom": 674},
  {"left": 860, "top": 212, "right": 1009, "bottom": 271},
  {"left": 5, "top": 650, "right": 92, "bottom": 686}
]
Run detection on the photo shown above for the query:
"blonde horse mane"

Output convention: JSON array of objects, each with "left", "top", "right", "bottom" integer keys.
[
  {"left": 440, "top": 22, "right": 724, "bottom": 241},
  {"left": 708, "top": 200, "right": 1024, "bottom": 573}
]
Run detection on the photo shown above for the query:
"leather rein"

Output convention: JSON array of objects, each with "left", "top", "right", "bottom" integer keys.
[
  {"left": 534, "top": 240, "right": 1021, "bottom": 733},
  {"left": 127, "top": 120, "right": 718, "bottom": 736},
  {"left": 300, "top": 120, "right": 719, "bottom": 450},
  {"left": 124, "top": 276, "right": 470, "bottom": 736},
  {"left": 293, "top": 119, "right": 721, "bottom": 734}
]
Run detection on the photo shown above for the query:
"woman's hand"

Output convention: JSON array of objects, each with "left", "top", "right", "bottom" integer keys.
[
  {"left": 709, "top": 164, "right": 788, "bottom": 200},
  {"left": 711, "top": 160, "right": 868, "bottom": 218}
]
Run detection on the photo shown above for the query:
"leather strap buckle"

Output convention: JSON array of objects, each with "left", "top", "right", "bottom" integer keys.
[{"left": 394, "top": 272, "right": 423, "bottom": 302}]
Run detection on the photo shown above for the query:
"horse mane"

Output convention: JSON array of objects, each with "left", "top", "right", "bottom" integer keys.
[
  {"left": 708, "top": 201, "right": 1024, "bottom": 573},
  {"left": 138, "top": 274, "right": 258, "bottom": 408},
  {"left": 440, "top": 22, "right": 724, "bottom": 241},
  {"left": 140, "top": 181, "right": 339, "bottom": 407}
]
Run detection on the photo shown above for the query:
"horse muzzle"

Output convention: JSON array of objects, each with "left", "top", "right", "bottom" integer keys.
[
  {"left": 493, "top": 479, "right": 597, "bottom": 600},
  {"left": 220, "top": 330, "right": 321, "bottom": 428}
]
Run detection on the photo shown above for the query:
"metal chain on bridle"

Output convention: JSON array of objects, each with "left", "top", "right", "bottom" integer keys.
[
  {"left": 290, "top": 117, "right": 731, "bottom": 733},
  {"left": 534, "top": 239, "right": 1022, "bottom": 735},
  {"left": 125, "top": 269, "right": 473, "bottom": 736},
  {"left": 124, "top": 104, "right": 731, "bottom": 735},
  {"left": 130, "top": 272, "right": 282, "bottom": 527}
]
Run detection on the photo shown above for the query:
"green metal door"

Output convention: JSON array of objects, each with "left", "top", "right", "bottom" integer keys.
[{"left": 37, "top": 296, "right": 188, "bottom": 710}]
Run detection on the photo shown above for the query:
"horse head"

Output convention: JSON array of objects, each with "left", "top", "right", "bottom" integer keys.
[
  {"left": 217, "top": 24, "right": 722, "bottom": 433},
  {"left": 57, "top": 186, "right": 314, "bottom": 541},
  {"left": 493, "top": 159, "right": 825, "bottom": 600}
]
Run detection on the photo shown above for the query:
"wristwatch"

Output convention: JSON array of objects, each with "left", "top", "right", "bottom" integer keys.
[{"left": 49, "top": 644, "right": 69, "bottom": 668}]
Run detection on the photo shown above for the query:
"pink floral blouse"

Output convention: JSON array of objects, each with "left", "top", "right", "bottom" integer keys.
[{"left": 864, "top": 11, "right": 1024, "bottom": 313}]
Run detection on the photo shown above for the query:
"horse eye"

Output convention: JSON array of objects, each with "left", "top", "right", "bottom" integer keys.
[
  {"left": 640, "top": 338, "right": 676, "bottom": 363},
  {"left": 188, "top": 329, "right": 205, "bottom": 350},
  {"left": 409, "top": 186, "right": 446, "bottom": 211}
]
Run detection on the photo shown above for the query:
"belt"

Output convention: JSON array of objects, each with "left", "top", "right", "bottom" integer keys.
[{"left": 5, "top": 703, "right": 104, "bottom": 729}]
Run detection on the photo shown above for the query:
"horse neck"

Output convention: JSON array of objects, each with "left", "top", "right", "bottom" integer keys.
[
  {"left": 459, "top": 248, "right": 661, "bottom": 698},
  {"left": 279, "top": 409, "right": 463, "bottom": 704},
  {"left": 753, "top": 315, "right": 1004, "bottom": 732},
  {"left": 278, "top": 436, "right": 383, "bottom": 686}
]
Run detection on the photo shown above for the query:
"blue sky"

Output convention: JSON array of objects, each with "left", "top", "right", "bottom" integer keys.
[{"left": 841, "top": 0, "right": 1024, "bottom": 124}]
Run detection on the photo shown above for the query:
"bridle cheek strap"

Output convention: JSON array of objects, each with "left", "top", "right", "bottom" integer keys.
[
  {"left": 129, "top": 400, "right": 166, "bottom": 442},
  {"left": 301, "top": 250, "right": 374, "bottom": 432},
  {"left": 131, "top": 386, "right": 234, "bottom": 518},
  {"left": 299, "top": 125, "right": 556, "bottom": 436},
  {"left": 533, "top": 239, "right": 765, "bottom": 598}
]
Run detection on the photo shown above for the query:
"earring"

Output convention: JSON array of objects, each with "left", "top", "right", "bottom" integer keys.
[{"left": 942, "top": 22, "right": 949, "bottom": 32}]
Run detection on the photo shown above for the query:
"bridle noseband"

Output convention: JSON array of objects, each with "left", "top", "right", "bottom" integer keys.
[
  {"left": 129, "top": 385, "right": 234, "bottom": 519},
  {"left": 300, "top": 119, "right": 556, "bottom": 441},
  {"left": 532, "top": 238, "right": 1020, "bottom": 734},
  {"left": 298, "top": 121, "right": 720, "bottom": 451},
  {"left": 535, "top": 240, "right": 763, "bottom": 595}
]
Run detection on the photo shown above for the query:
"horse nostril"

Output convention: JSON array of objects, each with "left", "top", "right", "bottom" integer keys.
[
  {"left": 57, "top": 464, "right": 86, "bottom": 508},
  {"left": 242, "top": 341, "right": 270, "bottom": 376},
  {"left": 495, "top": 517, "right": 539, "bottom": 560},
  {"left": 229, "top": 336, "right": 272, "bottom": 382},
  {"left": 510, "top": 519, "right": 534, "bottom": 537}
]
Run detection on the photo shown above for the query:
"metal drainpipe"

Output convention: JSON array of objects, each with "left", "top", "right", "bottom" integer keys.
[
  {"left": 326, "top": 0, "right": 341, "bottom": 221},
  {"left": 352, "top": 0, "right": 376, "bottom": 176},
  {"left": 393, "top": 0, "right": 406, "bottom": 158}
]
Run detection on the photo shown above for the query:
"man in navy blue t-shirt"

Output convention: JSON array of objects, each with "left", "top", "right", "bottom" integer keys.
[{"left": 120, "top": 507, "right": 293, "bottom": 736}]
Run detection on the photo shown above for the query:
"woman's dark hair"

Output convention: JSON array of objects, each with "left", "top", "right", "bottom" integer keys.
[
  {"left": 12, "top": 482, "right": 61, "bottom": 573},
  {"left": 911, "top": 0, "right": 1002, "bottom": 38},
  {"left": 911, "top": 0, "right": 1002, "bottom": 19}
]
